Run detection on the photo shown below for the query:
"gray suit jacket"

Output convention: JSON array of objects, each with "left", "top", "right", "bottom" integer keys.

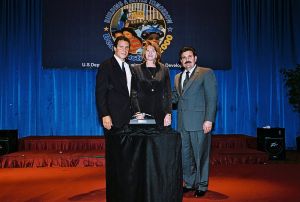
[{"left": 173, "top": 66, "right": 217, "bottom": 131}]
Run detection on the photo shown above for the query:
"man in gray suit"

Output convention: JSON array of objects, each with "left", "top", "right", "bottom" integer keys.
[{"left": 173, "top": 46, "right": 217, "bottom": 197}]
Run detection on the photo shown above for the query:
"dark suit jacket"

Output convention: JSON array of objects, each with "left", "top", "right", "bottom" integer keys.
[
  {"left": 131, "top": 62, "right": 172, "bottom": 126},
  {"left": 95, "top": 57, "right": 133, "bottom": 128}
]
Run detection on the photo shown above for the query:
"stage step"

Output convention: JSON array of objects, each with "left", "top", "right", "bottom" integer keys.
[
  {"left": 0, "top": 151, "right": 105, "bottom": 168},
  {"left": 0, "top": 134, "right": 268, "bottom": 168},
  {"left": 19, "top": 136, "right": 105, "bottom": 152}
]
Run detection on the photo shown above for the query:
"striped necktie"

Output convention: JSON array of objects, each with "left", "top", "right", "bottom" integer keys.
[{"left": 183, "top": 71, "right": 190, "bottom": 88}]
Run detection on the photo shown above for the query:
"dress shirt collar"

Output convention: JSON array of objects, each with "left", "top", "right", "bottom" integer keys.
[
  {"left": 114, "top": 54, "right": 127, "bottom": 69},
  {"left": 183, "top": 64, "right": 196, "bottom": 76}
]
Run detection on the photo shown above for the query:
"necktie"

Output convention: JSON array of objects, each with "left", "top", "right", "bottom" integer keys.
[
  {"left": 121, "top": 62, "right": 126, "bottom": 73},
  {"left": 183, "top": 71, "right": 190, "bottom": 88}
]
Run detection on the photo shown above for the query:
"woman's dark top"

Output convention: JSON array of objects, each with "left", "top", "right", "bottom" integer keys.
[{"left": 131, "top": 62, "right": 172, "bottom": 126}]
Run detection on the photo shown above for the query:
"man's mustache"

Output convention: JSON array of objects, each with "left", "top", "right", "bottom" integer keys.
[{"left": 185, "top": 61, "right": 192, "bottom": 64}]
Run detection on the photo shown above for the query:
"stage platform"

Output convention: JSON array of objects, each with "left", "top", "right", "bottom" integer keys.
[
  {"left": 1, "top": 136, "right": 105, "bottom": 168},
  {"left": 0, "top": 134, "right": 268, "bottom": 168}
]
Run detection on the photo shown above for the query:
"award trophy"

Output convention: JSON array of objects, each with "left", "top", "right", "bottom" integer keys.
[{"left": 129, "top": 113, "right": 156, "bottom": 125}]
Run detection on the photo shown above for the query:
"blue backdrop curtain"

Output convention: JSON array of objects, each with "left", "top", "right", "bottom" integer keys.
[{"left": 1, "top": 0, "right": 299, "bottom": 148}]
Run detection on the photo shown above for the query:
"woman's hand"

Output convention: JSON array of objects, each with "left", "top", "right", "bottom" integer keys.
[
  {"left": 164, "top": 113, "right": 172, "bottom": 126},
  {"left": 134, "top": 112, "right": 145, "bottom": 120}
]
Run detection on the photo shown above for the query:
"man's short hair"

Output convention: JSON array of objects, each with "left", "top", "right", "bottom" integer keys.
[
  {"left": 179, "top": 46, "right": 197, "bottom": 58},
  {"left": 113, "top": 36, "right": 130, "bottom": 48}
]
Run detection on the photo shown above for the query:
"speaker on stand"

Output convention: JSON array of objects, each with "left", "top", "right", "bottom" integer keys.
[
  {"left": 257, "top": 128, "right": 285, "bottom": 160},
  {"left": 0, "top": 130, "right": 18, "bottom": 155},
  {"left": 297, "top": 136, "right": 300, "bottom": 152}
]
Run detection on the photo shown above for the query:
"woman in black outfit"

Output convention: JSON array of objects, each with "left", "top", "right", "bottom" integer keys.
[{"left": 131, "top": 40, "right": 172, "bottom": 127}]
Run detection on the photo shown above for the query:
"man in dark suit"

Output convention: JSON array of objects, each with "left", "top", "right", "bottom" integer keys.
[
  {"left": 96, "top": 36, "right": 134, "bottom": 202},
  {"left": 95, "top": 36, "right": 132, "bottom": 131},
  {"left": 173, "top": 46, "right": 218, "bottom": 197}
]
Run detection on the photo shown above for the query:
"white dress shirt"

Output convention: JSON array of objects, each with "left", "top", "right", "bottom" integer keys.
[
  {"left": 181, "top": 65, "right": 196, "bottom": 88},
  {"left": 114, "top": 55, "right": 132, "bottom": 95}
]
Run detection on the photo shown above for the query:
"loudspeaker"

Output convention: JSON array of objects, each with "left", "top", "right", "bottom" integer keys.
[
  {"left": 257, "top": 128, "right": 285, "bottom": 160},
  {"left": 297, "top": 136, "right": 300, "bottom": 152},
  {"left": 0, "top": 130, "right": 18, "bottom": 155}
]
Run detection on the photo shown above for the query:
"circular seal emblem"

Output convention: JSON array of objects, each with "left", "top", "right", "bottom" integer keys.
[{"left": 102, "top": 0, "right": 174, "bottom": 63}]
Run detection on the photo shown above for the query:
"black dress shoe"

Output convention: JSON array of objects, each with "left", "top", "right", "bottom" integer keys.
[
  {"left": 194, "top": 190, "right": 206, "bottom": 197},
  {"left": 183, "top": 187, "right": 194, "bottom": 193}
]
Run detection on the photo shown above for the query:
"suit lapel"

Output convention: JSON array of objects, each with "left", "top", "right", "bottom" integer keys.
[
  {"left": 182, "top": 66, "right": 200, "bottom": 95},
  {"left": 111, "top": 57, "right": 129, "bottom": 96},
  {"left": 175, "top": 73, "right": 183, "bottom": 95}
]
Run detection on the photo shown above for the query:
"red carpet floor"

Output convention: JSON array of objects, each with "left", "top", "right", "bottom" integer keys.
[{"left": 1, "top": 163, "right": 300, "bottom": 202}]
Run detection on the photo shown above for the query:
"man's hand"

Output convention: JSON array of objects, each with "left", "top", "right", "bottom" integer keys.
[
  {"left": 102, "top": 116, "right": 112, "bottom": 130},
  {"left": 203, "top": 121, "right": 213, "bottom": 134}
]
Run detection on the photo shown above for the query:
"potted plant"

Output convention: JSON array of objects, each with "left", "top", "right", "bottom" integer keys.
[{"left": 281, "top": 64, "right": 300, "bottom": 113}]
